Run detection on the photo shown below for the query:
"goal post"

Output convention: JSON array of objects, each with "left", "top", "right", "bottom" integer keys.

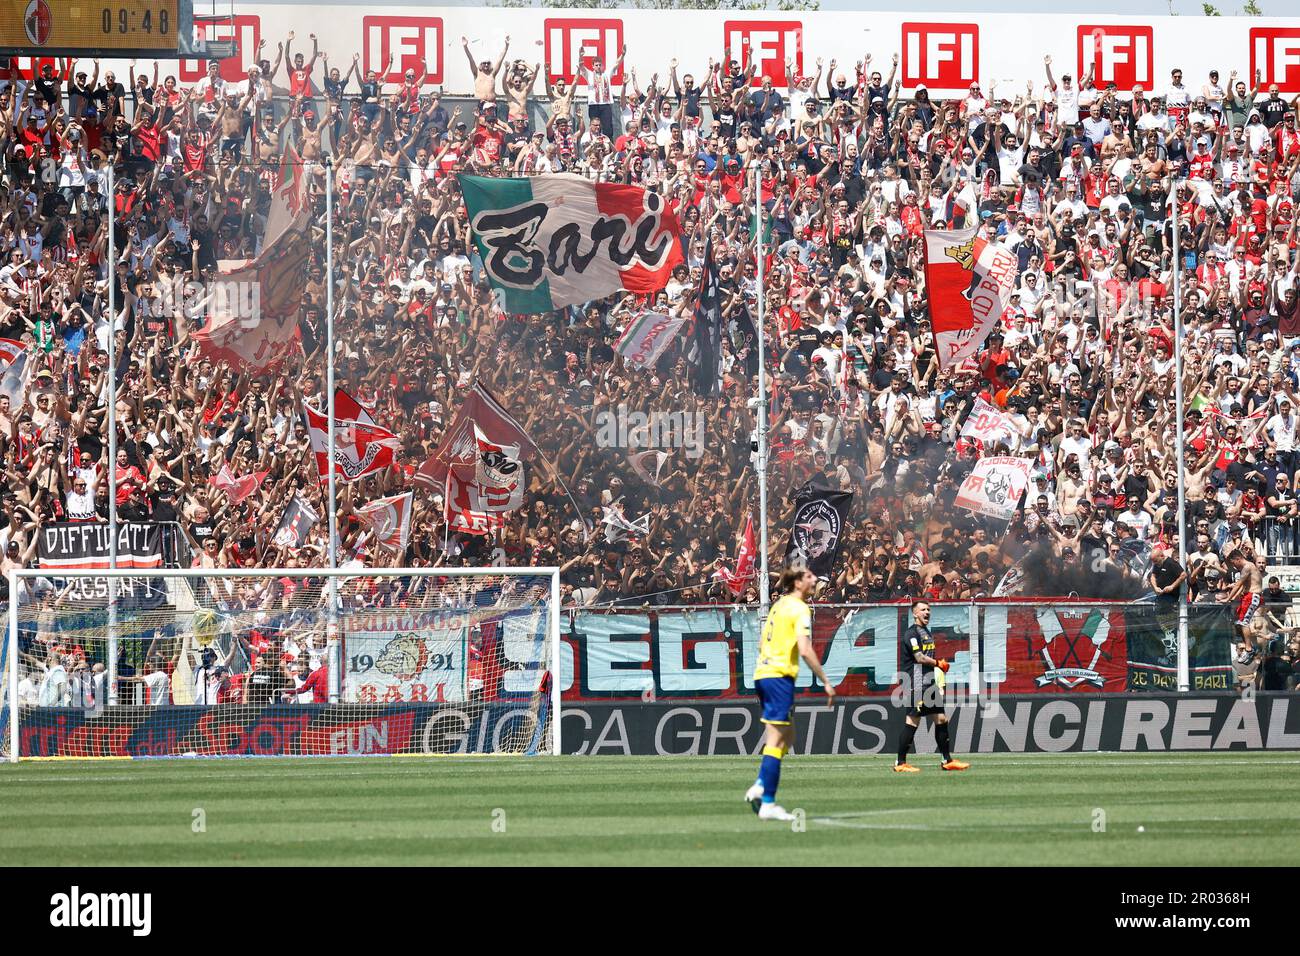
[{"left": 3, "top": 566, "right": 561, "bottom": 761}]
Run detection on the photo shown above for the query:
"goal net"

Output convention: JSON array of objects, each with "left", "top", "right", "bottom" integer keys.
[{"left": 3, "top": 567, "right": 559, "bottom": 760}]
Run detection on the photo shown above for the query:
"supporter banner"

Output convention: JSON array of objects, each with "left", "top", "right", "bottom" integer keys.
[
  {"left": 988, "top": 605, "right": 1129, "bottom": 693},
  {"left": 94, "top": 7, "right": 1300, "bottom": 97},
  {"left": 343, "top": 612, "right": 468, "bottom": 703},
  {"left": 924, "top": 226, "right": 1017, "bottom": 370},
  {"left": 785, "top": 480, "right": 853, "bottom": 579},
  {"left": 16, "top": 694, "right": 1300, "bottom": 757},
  {"left": 416, "top": 381, "right": 537, "bottom": 488},
  {"left": 960, "top": 397, "right": 1020, "bottom": 445},
  {"left": 559, "top": 695, "right": 1300, "bottom": 755},
  {"left": 691, "top": 236, "right": 723, "bottom": 397},
  {"left": 37, "top": 522, "right": 164, "bottom": 571},
  {"left": 208, "top": 463, "right": 268, "bottom": 505},
  {"left": 954, "top": 456, "right": 1033, "bottom": 520},
  {"left": 559, "top": 603, "right": 1234, "bottom": 701},
  {"left": 460, "top": 173, "right": 683, "bottom": 312},
  {"left": 615, "top": 310, "right": 687, "bottom": 370},
  {"left": 1125, "top": 603, "right": 1236, "bottom": 692}
]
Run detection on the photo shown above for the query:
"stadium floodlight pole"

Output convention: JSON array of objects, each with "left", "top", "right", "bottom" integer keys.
[
  {"left": 754, "top": 165, "right": 771, "bottom": 614},
  {"left": 107, "top": 161, "right": 119, "bottom": 706},
  {"left": 325, "top": 157, "right": 340, "bottom": 704},
  {"left": 1172, "top": 179, "right": 1191, "bottom": 694}
]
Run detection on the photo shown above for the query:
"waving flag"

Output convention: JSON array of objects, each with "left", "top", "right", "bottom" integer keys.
[
  {"left": 785, "top": 480, "right": 853, "bottom": 580},
  {"left": 208, "top": 462, "right": 269, "bottom": 504},
  {"left": 615, "top": 310, "right": 688, "bottom": 370},
  {"left": 715, "top": 514, "right": 757, "bottom": 596},
  {"left": 602, "top": 504, "right": 651, "bottom": 544},
  {"left": 691, "top": 237, "right": 723, "bottom": 397},
  {"left": 0, "top": 338, "right": 29, "bottom": 404},
  {"left": 954, "top": 456, "right": 1034, "bottom": 520},
  {"left": 272, "top": 495, "right": 320, "bottom": 549},
  {"left": 923, "top": 225, "right": 1017, "bottom": 371},
  {"left": 356, "top": 491, "right": 414, "bottom": 553},
  {"left": 460, "top": 173, "right": 683, "bottom": 313},
  {"left": 304, "top": 389, "right": 400, "bottom": 482},
  {"left": 628, "top": 449, "right": 670, "bottom": 487},
  {"left": 416, "top": 382, "right": 536, "bottom": 489}
]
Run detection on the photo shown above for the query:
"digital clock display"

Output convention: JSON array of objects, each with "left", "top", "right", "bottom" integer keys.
[{"left": 0, "top": 0, "right": 191, "bottom": 55}]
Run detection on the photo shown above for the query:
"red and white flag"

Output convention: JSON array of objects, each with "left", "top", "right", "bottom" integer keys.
[
  {"left": 923, "top": 225, "right": 1017, "bottom": 371},
  {"left": 416, "top": 382, "right": 536, "bottom": 488},
  {"left": 356, "top": 491, "right": 414, "bottom": 552},
  {"left": 208, "top": 462, "right": 269, "bottom": 504},
  {"left": 960, "top": 397, "right": 1020, "bottom": 445},
  {"left": 714, "top": 514, "right": 757, "bottom": 597},
  {"left": 444, "top": 469, "right": 507, "bottom": 536},
  {"left": 304, "top": 389, "right": 400, "bottom": 483}
]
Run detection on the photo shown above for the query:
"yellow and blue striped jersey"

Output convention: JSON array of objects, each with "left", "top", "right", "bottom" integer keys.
[{"left": 754, "top": 594, "right": 812, "bottom": 681}]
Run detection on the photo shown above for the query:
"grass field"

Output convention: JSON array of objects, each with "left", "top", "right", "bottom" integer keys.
[{"left": 1, "top": 752, "right": 1295, "bottom": 866}]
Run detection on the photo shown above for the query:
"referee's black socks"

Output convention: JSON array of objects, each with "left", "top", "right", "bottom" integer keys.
[
  {"left": 896, "top": 721, "right": 918, "bottom": 765},
  {"left": 936, "top": 722, "right": 953, "bottom": 763}
]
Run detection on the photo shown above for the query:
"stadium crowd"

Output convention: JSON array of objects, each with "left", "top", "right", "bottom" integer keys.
[{"left": 0, "top": 35, "right": 1298, "bottom": 685}]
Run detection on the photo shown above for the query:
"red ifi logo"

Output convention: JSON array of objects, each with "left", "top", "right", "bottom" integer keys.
[
  {"left": 723, "top": 20, "right": 802, "bottom": 88},
  {"left": 1077, "top": 25, "right": 1153, "bottom": 91},
  {"left": 1251, "top": 27, "right": 1300, "bottom": 94},
  {"left": 180, "top": 15, "right": 260, "bottom": 83},
  {"left": 544, "top": 17, "right": 623, "bottom": 84},
  {"left": 901, "top": 22, "right": 978, "bottom": 91},
  {"left": 363, "top": 16, "right": 443, "bottom": 85}
]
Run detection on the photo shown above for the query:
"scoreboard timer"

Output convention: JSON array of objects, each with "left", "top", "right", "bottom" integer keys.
[{"left": 0, "top": 0, "right": 194, "bottom": 56}]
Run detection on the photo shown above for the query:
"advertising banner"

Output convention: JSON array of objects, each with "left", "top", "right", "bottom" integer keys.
[
  {"left": 54, "top": 6, "right": 1300, "bottom": 97},
  {"left": 561, "top": 603, "right": 1233, "bottom": 702},
  {"left": 17, "top": 695, "right": 1300, "bottom": 757}
]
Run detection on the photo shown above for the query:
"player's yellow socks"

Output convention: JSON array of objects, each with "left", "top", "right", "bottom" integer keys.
[{"left": 763, "top": 745, "right": 784, "bottom": 760}]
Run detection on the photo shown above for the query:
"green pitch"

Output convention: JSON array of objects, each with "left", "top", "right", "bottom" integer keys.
[{"left": 2, "top": 752, "right": 1294, "bottom": 866}]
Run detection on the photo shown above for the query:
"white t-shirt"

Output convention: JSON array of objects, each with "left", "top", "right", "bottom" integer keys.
[{"left": 143, "top": 669, "right": 171, "bottom": 706}]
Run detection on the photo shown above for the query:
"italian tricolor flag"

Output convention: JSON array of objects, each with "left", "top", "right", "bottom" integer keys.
[{"left": 460, "top": 173, "right": 683, "bottom": 313}]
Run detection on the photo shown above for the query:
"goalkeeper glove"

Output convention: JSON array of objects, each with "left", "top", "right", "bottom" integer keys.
[{"left": 936, "top": 659, "right": 950, "bottom": 673}]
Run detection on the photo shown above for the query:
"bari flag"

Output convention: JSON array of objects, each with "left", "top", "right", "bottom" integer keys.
[
  {"left": 714, "top": 514, "right": 757, "bottom": 596},
  {"left": 953, "top": 456, "right": 1033, "bottom": 520},
  {"left": 472, "top": 423, "right": 525, "bottom": 513},
  {"left": 460, "top": 173, "right": 684, "bottom": 313},
  {"left": 356, "top": 491, "right": 414, "bottom": 552},
  {"left": 444, "top": 469, "right": 507, "bottom": 536},
  {"left": 923, "top": 226, "right": 1017, "bottom": 371},
  {"left": 273, "top": 494, "right": 320, "bottom": 549},
  {"left": 208, "top": 462, "right": 269, "bottom": 504},
  {"left": 304, "top": 389, "right": 400, "bottom": 482},
  {"left": 416, "top": 382, "right": 536, "bottom": 489}
]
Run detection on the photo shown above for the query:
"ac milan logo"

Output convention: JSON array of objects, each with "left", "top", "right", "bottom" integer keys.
[{"left": 24, "top": 0, "right": 52, "bottom": 46}]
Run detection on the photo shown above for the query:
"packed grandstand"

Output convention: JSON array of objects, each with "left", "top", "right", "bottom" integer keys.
[{"left": 0, "top": 18, "right": 1298, "bottom": 630}]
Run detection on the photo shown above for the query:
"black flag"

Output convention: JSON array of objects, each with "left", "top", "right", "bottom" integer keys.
[
  {"left": 273, "top": 495, "right": 320, "bottom": 549},
  {"left": 784, "top": 479, "right": 853, "bottom": 579},
  {"left": 691, "top": 236, "right": 723, "bottom": 396}
]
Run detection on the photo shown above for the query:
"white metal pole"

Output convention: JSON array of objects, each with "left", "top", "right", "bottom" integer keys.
[
  {"left": 1172, "top": 181, "right": 1190, "bottom": 693},
  {"left": 550, "top": 571, "right": 561, "bottom": 756},
  {"left": 7, "top": 580, "right": 17, "bottom": 762},
  {"left": 106, "top": 162, "right": 119, "bottom": 706},
  {"left": 325, "top": 157, "right": 340, "bottom": 704},
  {"left": 754, "top": 166, "right": 770, "bottom": 614}
]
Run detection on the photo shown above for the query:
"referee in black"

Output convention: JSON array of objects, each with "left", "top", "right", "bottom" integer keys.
[{"left": 895, "top": 600, "right": 970, "bottom": 772}]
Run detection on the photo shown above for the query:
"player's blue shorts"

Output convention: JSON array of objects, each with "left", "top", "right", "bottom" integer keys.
[{"left": 755, "top": 676, "right": 795, "bottom": 726}]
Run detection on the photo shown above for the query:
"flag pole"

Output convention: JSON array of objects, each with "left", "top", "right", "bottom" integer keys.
[
  {"left": 325, "top": 157, "right": 340, "bottom": 703},
  {"left": 106, "top": 160, "right": 118, "bottom": 706},
  {"left": 1172, "top": 179, "right": 1190, "bottom": 694},
  {"left": 753, "top": 165, "right": 770, "bottom": 615}
]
